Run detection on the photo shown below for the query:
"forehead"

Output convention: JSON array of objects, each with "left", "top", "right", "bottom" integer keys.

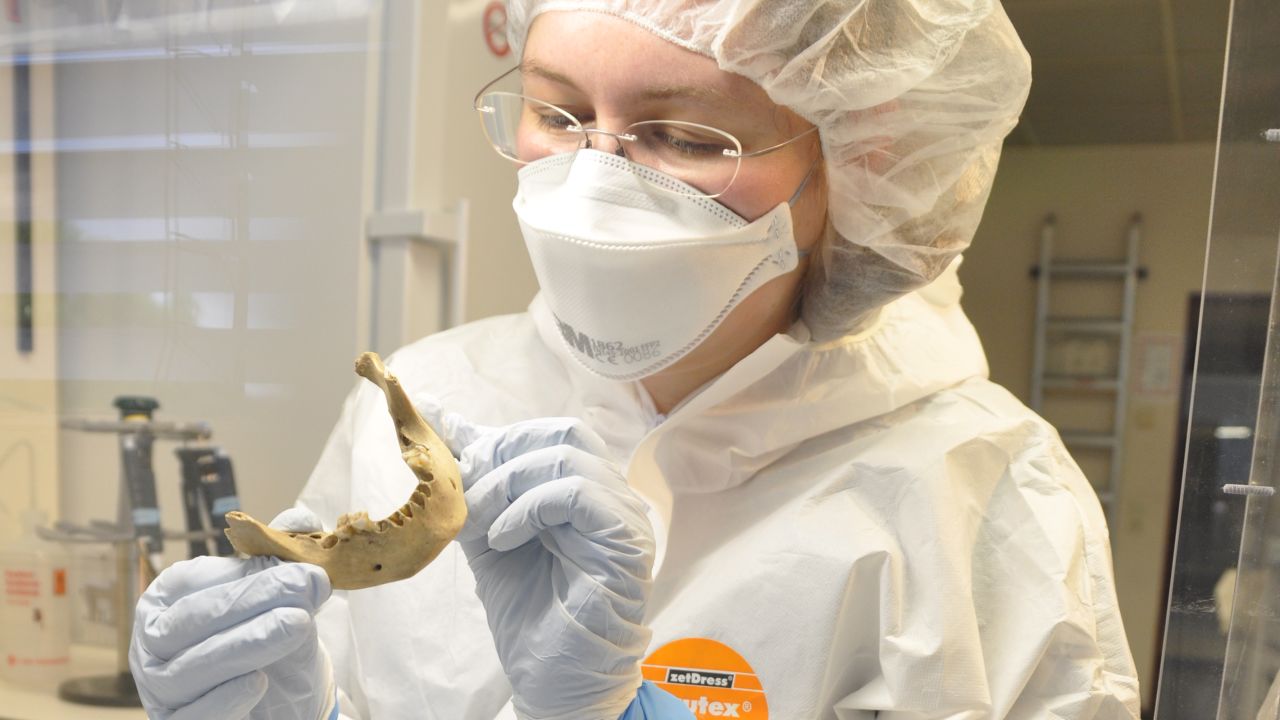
[{"left": 521, "top": 10, "right": 771, "bottom": 109}]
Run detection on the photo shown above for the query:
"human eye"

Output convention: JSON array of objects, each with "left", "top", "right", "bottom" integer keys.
[
  {"left": 647, "top": 124, "right": 734, "bottom": 157},
  {"left": 532, "top": 110, "right": 577, "bottom": 132},
  {"left": 516, "top": 95, "right": 578, "bottom": 131}
]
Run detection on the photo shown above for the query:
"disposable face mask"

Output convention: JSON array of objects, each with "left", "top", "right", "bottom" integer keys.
[{"left": 513, "top": 149, "right": 803, "bottom": 381}]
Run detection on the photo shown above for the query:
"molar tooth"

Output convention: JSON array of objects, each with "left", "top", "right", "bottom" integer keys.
[
  {"left": 321, "top": 535, "right": 339, "bottom": 549},
  {"left": 389, "top": 511, "right": 405, "bottom": 527},
  {"left": 410, "top": 491, "right": 426, "bottom": 507},
  {"left": 377, "top": 519, "right": 390, "bottom": 532},
  {"left": 401, "top": 504, "right": 415, "bottom": 519},
  {"left": 342, "top": 511, "right": 374, "bottom": 534}
]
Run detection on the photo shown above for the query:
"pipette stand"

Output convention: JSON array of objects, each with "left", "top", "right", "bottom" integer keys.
[{"left": 43, "top": 400, "right": 217, "bottom": 707}]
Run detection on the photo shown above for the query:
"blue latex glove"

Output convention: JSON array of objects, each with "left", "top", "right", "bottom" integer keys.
[
  {"left": 620, "top": 682, "right": 697, "bottom": 719},
  {"left": 423, "top": 403, "right": 656, "bottom": 720},
  {"left": 129, "top": 509, "right": 338, "bottom": 720}
]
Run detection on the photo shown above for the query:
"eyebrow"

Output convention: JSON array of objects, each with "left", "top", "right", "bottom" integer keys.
[
  {"left": 520, "top": 59, "right": 581, "bottom": 89},
  {"left": 520, "top": 59, "right": 736, "bottom": 108}
]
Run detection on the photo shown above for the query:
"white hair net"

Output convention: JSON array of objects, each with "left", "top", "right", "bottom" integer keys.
[{"left": 507, "top": 0, "right": 1031, "bottom": 340}]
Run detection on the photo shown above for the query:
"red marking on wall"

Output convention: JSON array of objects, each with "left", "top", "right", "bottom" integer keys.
[{"left": 483, "top": 2, "right": 510, "bottom": 58}]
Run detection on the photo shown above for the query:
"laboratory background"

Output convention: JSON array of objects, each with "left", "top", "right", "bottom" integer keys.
[{"left": 0, "top": 0, "right": 1277, "bottom": 718}]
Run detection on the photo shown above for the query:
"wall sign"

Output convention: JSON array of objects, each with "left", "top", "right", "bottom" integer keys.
[{"left": 483, "top": 2, "right": 510, "bottom": 58}]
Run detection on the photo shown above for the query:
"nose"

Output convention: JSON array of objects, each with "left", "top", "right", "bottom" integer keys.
[{"left": 581, "top": 128, "right": 629, "bottom": 157}]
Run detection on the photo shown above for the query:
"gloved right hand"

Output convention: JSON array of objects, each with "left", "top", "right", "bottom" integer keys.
[
  {"left": 421, "top": 403, "right": 657, "bottom": 720},
  {"left": 128, "top": 509, "right": 337, "bottom": 720}
]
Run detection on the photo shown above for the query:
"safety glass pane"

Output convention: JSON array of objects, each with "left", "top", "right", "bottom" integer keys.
[{"left": 1155, "top": 0, "right": 1280, "bottom": 715}]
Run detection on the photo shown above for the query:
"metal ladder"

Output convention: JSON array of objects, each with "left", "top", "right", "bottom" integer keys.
[{"left": 1030, "top": 213, "right": 1144, "bottom": 533}]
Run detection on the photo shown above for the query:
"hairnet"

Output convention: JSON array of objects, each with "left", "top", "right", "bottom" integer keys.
[{"left": 506, "top": 0, "right": 1031, "bottom": 341}]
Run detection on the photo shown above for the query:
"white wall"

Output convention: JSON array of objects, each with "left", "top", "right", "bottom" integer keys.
[
  {"left": 963, "top": 142, "right": 1219, "bottom": 709},
  {"left": 415, "top": 1, "right": 533, "bottom": 325}
]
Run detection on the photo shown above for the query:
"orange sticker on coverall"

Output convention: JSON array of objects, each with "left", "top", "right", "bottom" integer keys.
[{"left": 642, "top": 638, "right": 768, "bottom": 719}]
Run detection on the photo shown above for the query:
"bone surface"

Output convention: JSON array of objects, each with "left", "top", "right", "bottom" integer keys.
[{"left": 224, "top": 352, "right": 466, "bottom": 590}]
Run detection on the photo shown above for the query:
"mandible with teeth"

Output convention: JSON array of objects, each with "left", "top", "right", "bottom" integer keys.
[{"left": 224, "top": 351, "right": 467, "bottom": 590}]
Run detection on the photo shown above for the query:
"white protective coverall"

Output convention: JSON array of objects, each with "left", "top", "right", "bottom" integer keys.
[{"left": 298, "top": 268, "right": 1142, "bottom": 719}]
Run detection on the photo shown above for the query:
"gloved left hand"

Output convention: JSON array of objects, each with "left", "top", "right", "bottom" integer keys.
[
  {"left": 129, "top": 509, "right": 337, "bottom": 720},
  {"left": 422, "top": 404, "right": 656, "bottom": 720}
]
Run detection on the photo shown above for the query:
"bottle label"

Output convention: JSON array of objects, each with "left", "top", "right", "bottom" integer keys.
[
  {"left": 0, "top": 563, "right": 72, "bottom": 674},
  {"left": 5, "top": 655, "right": 69, "bottom": 668},
  {"left": 3, "top": 568, "right": 38, "bottom": 606}
]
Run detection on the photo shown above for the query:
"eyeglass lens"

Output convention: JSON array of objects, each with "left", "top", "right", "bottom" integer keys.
[{"left": 476, "top": 91, "right": 743, "bottom": 197}]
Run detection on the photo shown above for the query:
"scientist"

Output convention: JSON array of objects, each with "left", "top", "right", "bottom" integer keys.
[{"left": 129, "top": 0, "right": 1143, "bottom": 718}]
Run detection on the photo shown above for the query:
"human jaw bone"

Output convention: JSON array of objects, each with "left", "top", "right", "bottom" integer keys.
[{"left": 224, "top": 352, "right": 466, "bottom": 590}]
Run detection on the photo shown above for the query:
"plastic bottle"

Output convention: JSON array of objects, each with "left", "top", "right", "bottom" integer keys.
[{"left": 0, "top": 509, "right": 71, "bottom": 688}]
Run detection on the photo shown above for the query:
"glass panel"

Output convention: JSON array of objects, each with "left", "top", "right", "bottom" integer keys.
[
  {"left": 0, "top": 0, "right": 521, "bottom": 704},
  {"left": 1156, "top": 0, "right": 1280, "bottom": 715},
  {"left": 0, "top": 0, "right": 378, "bottom": 673},
  {"left": 46, "top": 2, "right": 377, "bottom": 541}
]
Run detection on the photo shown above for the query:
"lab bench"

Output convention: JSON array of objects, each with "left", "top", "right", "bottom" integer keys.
[{"left": 0, "top": 645, "right": 146, "bottom": 720}]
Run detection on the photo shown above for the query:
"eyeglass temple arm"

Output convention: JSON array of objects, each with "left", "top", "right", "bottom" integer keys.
[
  {"left": 787, "top": 154, "right": 823, "bottom": 206},
  {"left": 734, "top": 125, "right": 820, "bottom": 159},
  {"left": 473, "top": 65, "right": 522, "bottom": 108}
]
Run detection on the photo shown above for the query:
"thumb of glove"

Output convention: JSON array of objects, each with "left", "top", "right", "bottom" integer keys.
[{"left": 269, "top": 507, "right": 325, "bottom": 533}]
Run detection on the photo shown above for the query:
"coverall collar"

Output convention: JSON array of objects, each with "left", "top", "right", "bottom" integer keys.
[{"left": 528, "top": 286, "right": 989, "bottom": 500}]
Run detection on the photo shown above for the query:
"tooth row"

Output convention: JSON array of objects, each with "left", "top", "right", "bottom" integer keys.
[{"left": 324, "top": 472, "right": 437, "bottom": 542}]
